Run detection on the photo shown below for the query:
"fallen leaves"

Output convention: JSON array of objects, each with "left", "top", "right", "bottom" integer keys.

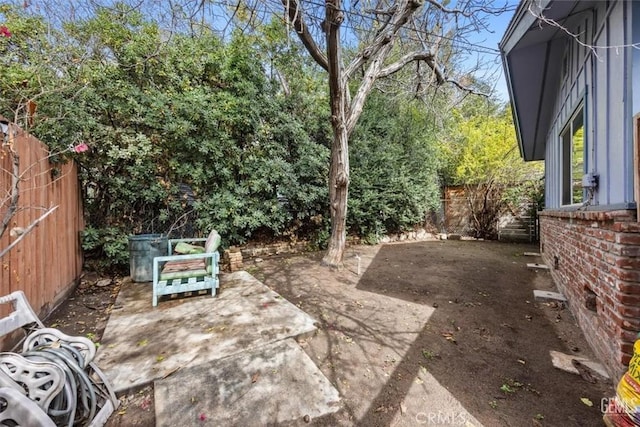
[
  {"left": 400, "top": 402, "right": 407, "bottom": 415},
  {"left": 139, "top": 396, "right": 152, "bottom": 411},
  {"left": 580, "top": 397, "right": 593, "bottom": 407},
  {"left": 441, "top": 332, "right": 457, "bottom": 344},
  {"left": 341, "top": 335, "right": 354, "bottom": 344},
  {"left": 422, "top": 349, "right": 437, "bottom": 360}
]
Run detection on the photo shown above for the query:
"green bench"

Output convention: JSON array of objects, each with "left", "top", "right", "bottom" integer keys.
[{"left": 152, "top": 230, "right": 221, "bottom": 307}]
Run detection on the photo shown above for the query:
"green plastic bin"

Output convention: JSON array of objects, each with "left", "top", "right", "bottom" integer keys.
[{"left": 128, "top": 234, "right": 168, "bottom": 282}]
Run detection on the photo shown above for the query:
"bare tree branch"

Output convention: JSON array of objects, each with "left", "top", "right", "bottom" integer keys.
[
  {"left": 274, "top": 67, "right": 291, "bottom": 96},
  {"left": 344, "top": 0, "right": 423, "bottom": 81},
  {"left": 424, "top": 0, "right": 470, "bottom": 16},
  {"left": 346, "top": 42, "right": 395, "bottom": 135},
  {"left": 444, "top": 76, "right": 488, "bottom": 96},
  {"left": 282, "top": 0, "right": 329, "bottom": 71},
  {"left": 526, "top": 1, "right": 640, "bottom": 61},
  {"left": 378, "top": 50, "right": 439, "bottom": 79},
  {"left": 0, "top": 206, "right": 58, "bottom": 259}
]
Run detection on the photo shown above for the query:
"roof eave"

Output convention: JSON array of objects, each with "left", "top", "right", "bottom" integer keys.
[{"left": 499, "top": 0, "right": 571, "bottom": 162}]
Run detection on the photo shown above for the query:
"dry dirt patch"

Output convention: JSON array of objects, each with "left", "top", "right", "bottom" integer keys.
[
  {"left": 46, "top": 240, "right": 613, "bottom": 426},
  {"left": 250, "top": 240, "right": 613, "bottom": 426}
]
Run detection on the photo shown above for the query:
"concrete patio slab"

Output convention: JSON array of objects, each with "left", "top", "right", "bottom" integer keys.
[
  {"left": 94, "top": 271, "right": 318, "bottom": 393},
  {"left": 154, "top": 338, "right": 341, "bottom": 426}
]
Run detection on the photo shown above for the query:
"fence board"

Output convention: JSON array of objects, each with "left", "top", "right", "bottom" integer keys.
[
  {"left": 1, "top": 124, "right": 83, "bottom": 338},
  {"left": 443, "top": 184, "right": 537, "bottom": 242}
]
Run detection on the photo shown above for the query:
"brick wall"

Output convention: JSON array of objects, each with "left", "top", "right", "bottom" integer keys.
[{"left": 539, "top": 209, "right": 640, "bottom": 378}]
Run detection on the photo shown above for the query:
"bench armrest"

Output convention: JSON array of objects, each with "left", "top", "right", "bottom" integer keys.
[{"left": 166, "top": 238, "right": 207, "bottom": 255}]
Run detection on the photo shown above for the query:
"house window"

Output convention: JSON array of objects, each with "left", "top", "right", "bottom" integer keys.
[{"left": 561, "top": 107, "right": 585, "bottom": 205}]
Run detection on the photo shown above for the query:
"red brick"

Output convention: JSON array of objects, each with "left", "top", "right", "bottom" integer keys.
[
  {"left": 612, "top": 211, "right": 637, "bottom": 221},
  {"left": 614, "top": 293, "right": 640, "bottom": 305},
  {"left": 599, "top": 284, "right": 614, "bottom": 296},
  {"left": 620, "top": 306, "right": 640, "bottom": 317},
  {"left": 613, "top": 222, "right": 640, "bottom": 233},
  {"left": 601, "top": 273, "right": 616, "bottom": 287},
  {"left": 614, "top": 314, "right": 640, "bottom": 331},
  {"left": 621, "top": 341, "right": 636, "bottom": 355},
  {"left": 605, "top": 254, "right": 640, "bottom": 269},
  {"left": 601, "top": 230, "right": 616, "bottom": 242},
  {"left": 612, "top": 223, "right": 625, "bottom": 232},
  {"left": 603, "top": 294, "right": 615, "bottom": 306},
  {"left": 604, "top": 253, "right": 615, "bottom": 265},
  {"left": 609, "top": 244, "right": 640, "bottom": 256},
  {"left": 616, "top": 233, "right": 640, "bottom": 245},
  {"left": 620, "top": 258, "right": 640, "bottom": 269},
  {"left": 611, "top": 266, "right": 640, "bottom": 281},
  {"left": 621, "top": 353, "right": 633, "bottom": 366},
  {"left": 616, "top": 325, "right": 640, "bottom": 339}
]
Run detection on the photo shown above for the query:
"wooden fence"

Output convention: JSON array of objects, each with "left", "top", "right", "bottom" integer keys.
[
  {"left": 443, "top": 184, "right": 538, "bottom": 242},
  {"left": 1, "top": 123, "right": 83, "bottom": 331}
]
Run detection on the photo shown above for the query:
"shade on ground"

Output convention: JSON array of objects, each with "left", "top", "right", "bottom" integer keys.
[
  {"left": 94, "top": 271, "right": 318, "bottom": 393},
  {"left": 154, "top": 338, "right": 341, "bottom": 426}
]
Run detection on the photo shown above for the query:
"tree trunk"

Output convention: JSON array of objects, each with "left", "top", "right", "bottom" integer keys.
[
  {"left": 282, "top": 0, "right": 434, "bottom": 267},
  {"left": 322, "top": 122, "right": 349, "bottom": 267},
  {"left": 321, "top": 0, "right": 349, "bottom": 268}
]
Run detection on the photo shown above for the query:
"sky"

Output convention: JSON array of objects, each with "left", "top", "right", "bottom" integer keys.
[
  {"left": 10, "top": 0, "right": 520, "bottom": 101},
  {"left": 469, "top": 3, "right": 519, "bottom": 102}
]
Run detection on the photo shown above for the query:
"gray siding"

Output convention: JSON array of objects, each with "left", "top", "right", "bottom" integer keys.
[{"left": 545, "top": 1, "right": 635, "bottom": 209}]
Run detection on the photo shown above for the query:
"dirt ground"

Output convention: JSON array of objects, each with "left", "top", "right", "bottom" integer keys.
[{"left": 46, "top": 239, "right": 615, "bottom": 426}]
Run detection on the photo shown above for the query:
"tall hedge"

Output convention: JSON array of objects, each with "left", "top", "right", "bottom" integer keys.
[{"left": 2, "top": 6, "right": 444, "bottom": 270}]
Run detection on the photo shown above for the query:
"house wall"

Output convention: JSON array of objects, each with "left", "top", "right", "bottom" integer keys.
[
  {"left": 540, "top": 0, "right": 640, "bottom": 377},
  {"left": 540, "top": 210, "right": 640, "bottom": 378},
  {"left": 545, "top": 0, "right": 634, "bottom": 209}
]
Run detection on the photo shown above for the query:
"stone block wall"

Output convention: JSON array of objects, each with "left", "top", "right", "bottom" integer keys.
[
  {"left": 240, "top": 241, "right": 310, "bottom": 259},
  {"left": 221, "top": 241, "right": 311, "bottom": 271},
  {"left": 539, "top": 209, "right": 640, "bottom": 378}
]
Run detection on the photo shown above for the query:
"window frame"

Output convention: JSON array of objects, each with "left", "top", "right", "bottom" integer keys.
[{"left": 560, "top": 104, "right": 586, "bottom": 206}]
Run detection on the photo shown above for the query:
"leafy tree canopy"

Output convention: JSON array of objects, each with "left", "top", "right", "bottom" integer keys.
[{"left": 0, "top": 2, "right": 533, "bottom": 270}]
